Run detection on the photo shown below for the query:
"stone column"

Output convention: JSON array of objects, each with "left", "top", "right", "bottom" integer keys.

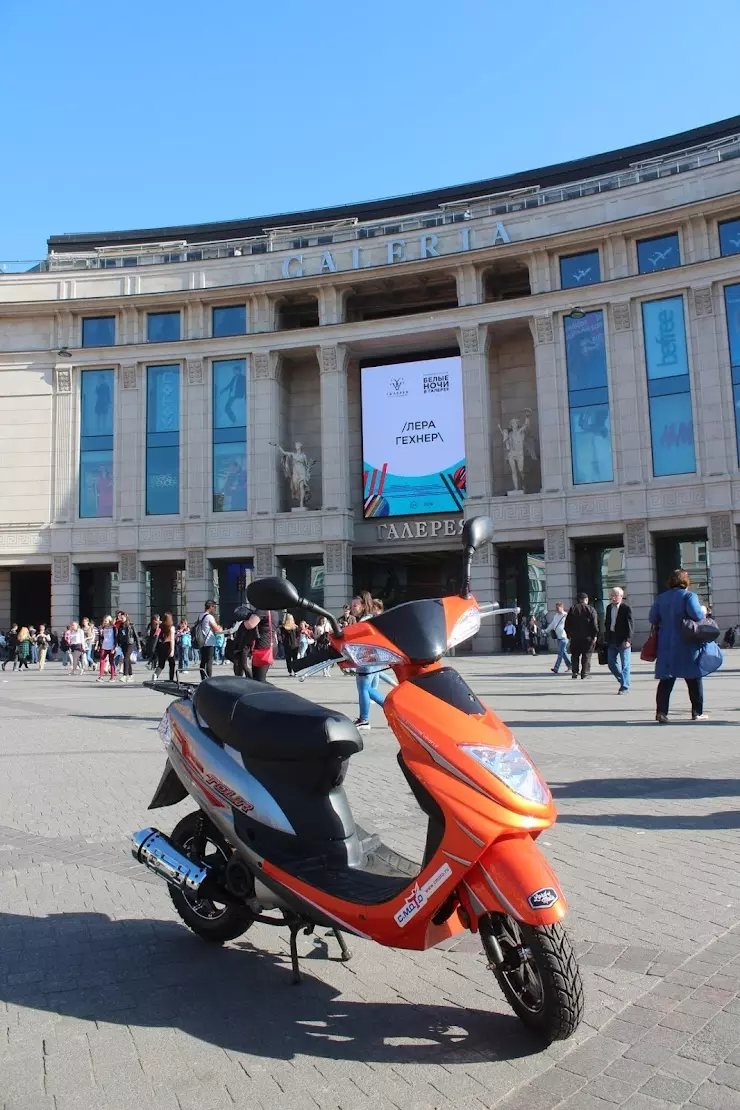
[
  {"left": 544, "top": 527, "right": 575, "bottom": 614},
  {"left": 0, "top": 569, "right": 10, "bottom": 627},
  {"left": 319, "top": 345, "right": 350, "bottom": 511},
  {"left": 687, "top": 213, "right": 711, "bottom": 264},
  {"left": 470, "top": 543, "right": 499, "bottom": 653},
  {"left": 186, "top": 299, "right": 205, "bottom": 340},
  {"left": 458, "top": 325, "right": 492, "bottom": 503},
  {"left": 530, "top": 315, "right": 567, "bottom": 493},
  {"left": 324, "top": 541, "right": 352, "bottom": 616},
  {"left": 185, "top": 357, "right": 208, "bottom": 520},
  {"left": 51, "top": 555, "right": 79, "bottom": 631},
  {"left": 250, "top": 294, "right": 275, "bottom": 333},
  {"left": 528, "top": 250, "right": 552, "bottom": 295},
  {"left": 317, "top": 286, "right": 345, "bottom": 326},
  {"left": 250, "top": 352, "right": 282, "bottom": 515},
  {"left": 708, "top": 512, "right": 740, "bottom": 631},
  {"left": 608, "top": 301, "right": 648, "bottom": 485},
  {"left": 624, "top": 521, "right": 656, "bottom": 647},
  {"left": 118, "top": 363, "right": 143, "bottom": 521},
  {"left": 186, "top": 549, "right": 209, "bottom": 623},
  {"left": 52, "top": 365, "right": 75, "bottom": 523},
  {"left": 606, "top": 234, "right": 629, "bottom": 280},
  {"left": 118, "top": 552, "right": 146, "bottom": 630},
  {"left": 689, "top": 285, "right": 732, "bottom": 478},
  {"left": 255, "top": 545, "right": 276, "bottom": 579},
  {"left": 455, "top": 263, "right": 483, "bottom": 306}
]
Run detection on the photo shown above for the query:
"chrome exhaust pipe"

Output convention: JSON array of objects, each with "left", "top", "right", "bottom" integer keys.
[{"left": 131, "top": 828, "right": 209, "bottom": 893}]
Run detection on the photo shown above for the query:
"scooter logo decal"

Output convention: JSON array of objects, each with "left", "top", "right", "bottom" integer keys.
[
  {"left": 394, "top": 862, "right": 453, "bottom": 928},
  {"left": 528, "top": 887, "right": 559, "bottom": 910},
  {"left": 202, "top": 773, "right": 254, "bottom": 815}
]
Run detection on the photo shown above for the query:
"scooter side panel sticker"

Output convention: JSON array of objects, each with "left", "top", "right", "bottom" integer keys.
[
  {"left": 394, "top": 862, "right": 453, "bottom": 927},
  {"left": 528, "top": 887, "right": 559, "bottom": 910}
]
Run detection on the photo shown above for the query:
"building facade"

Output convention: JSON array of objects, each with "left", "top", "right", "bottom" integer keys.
[{"left": 3, "top": 116, "right": 740, "bottom": 650}]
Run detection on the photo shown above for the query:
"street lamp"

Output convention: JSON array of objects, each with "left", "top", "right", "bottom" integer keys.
[{"left": 566, "top": 306, "right": 586, "bottom": 320}]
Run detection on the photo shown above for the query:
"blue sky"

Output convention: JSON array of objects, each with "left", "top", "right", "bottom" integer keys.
[{"left": 0, "top": 0, "right": 738, "bottom": 260}]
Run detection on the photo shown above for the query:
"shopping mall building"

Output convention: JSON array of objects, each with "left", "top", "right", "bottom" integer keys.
[{"left": 3, "top": 115, "right": 740, "bottom": 650}]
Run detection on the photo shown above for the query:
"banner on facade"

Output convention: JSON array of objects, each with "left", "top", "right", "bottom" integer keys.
[{"left": 361, "top": 355, "right": 466, "bottom": 517}]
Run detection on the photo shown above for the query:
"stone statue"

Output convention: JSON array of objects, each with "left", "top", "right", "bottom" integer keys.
[
  {"left": 498, "top": 409, "right": 535, "bottom": 492},
  {"left": 271, "top": 441, "right": 315, "bottom": 509}
]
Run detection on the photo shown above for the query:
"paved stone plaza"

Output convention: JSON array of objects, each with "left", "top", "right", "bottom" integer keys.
[{"left": 2, "top": 654, "right": 740, "bottom": 1110}]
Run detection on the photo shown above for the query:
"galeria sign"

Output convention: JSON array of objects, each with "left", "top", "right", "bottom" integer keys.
[
  {"left": 376, "top": 518, "right": 464, "bottom": 541},
  {"left": 281, "top": 223, "right": 511, "bottom": 279}
]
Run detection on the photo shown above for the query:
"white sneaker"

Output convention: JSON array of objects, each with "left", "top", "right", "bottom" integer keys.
[{"left": 95, "top": 677, "right": 104, "bottom": 683}]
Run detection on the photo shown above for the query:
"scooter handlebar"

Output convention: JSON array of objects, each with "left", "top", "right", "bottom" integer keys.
[{"left": 292, "top": 643, "right": 343, "bottom": 673}]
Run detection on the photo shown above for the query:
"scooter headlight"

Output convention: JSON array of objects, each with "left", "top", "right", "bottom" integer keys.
[
  {"left": 461, "top": 742, "right": 551, "bottom": 805},
  {"left": 447, "top": 607, "right": 481, "bottom": 649},
  {"left": 341, "top": 644, "right": 405, "bottom": 668}
]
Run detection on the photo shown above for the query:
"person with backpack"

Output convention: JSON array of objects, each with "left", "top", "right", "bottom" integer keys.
[
  {"left": 95, "top": 616, "right": 118, "bottom": 682},
  {"left": 545, "top": 602, "right": 571, "bottom": 673},
  {"left": 35, "top": 624, "right": 50, "bottom": 671},
  {"left": 564, "top": 593, "right": 599, "bottom": 680},
  {"left": 59, "top": 625, "right": 72, "bottom": 668},
  {"left": 2, "top": 624, "right": 18, "bottom": 671},
  {"left": 116, "top": 612, "right": 141, "bottom": 683},
  {"left": 280, "top": 614, "right": 299, "bottom": 677},
  {"left": 194, "top": 601, "right": 222, "bottom": 680},
  {"left": 241, "top": 608, "right": 276, "bottom": 682}
]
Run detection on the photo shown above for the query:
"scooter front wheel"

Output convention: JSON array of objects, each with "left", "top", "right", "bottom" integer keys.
[
  {"left": 480, "top": 914, "right": 583, "bottom": 1042},
  {"left": 168, "top": 812, "right": 254, "bottom": 944}
]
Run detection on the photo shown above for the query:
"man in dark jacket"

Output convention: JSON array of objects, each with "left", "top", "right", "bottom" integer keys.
[
  {"left": 564, "top": 593, "right": 599, "bottom": 680},
  {"left": 604, "top": 586, "right": 633, "bottom": 694}
]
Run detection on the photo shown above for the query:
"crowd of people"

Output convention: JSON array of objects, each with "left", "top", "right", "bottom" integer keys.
[{"left": 0, "top": 567, "right": 726, "bottom": 725}]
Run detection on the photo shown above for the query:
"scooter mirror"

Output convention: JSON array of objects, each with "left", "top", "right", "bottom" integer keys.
[
  {"left": 462, "top": 515, "right": 494, "bottom": 552},
  {"left": 247, "top": 575, "right": 300, "bottom": 611}
]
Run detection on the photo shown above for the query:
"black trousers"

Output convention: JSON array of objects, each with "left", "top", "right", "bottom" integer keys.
[
  {"left": 155, "top": 642, "right": 175, "bottom": 681},
  {"left": 657, "top": 677, "right": 703, "bottom": 717},
  {"left": 233, "top": 649, "right": 252, "bottom": 679},
  {"left": 199, "top": 645, "right": 214, "bottom": 680},
  {"left": 123, "top": 647, "right": 135, "bottom": 677},
  {"left": 284, "top": 647, "right": 298, "bottom": 675},
  {"left": 252, "top": 665, "right": 270, "bottom": 683},
  {"left": 570, "top": 642, "right": 593, "bottom": 677}
]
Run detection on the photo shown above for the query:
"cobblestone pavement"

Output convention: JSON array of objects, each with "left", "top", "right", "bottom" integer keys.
[{"left": 1, "top": 653, "right": 740, "bottom": 1110}]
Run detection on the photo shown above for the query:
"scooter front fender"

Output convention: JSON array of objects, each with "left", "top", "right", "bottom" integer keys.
[{"left": 461, "top": 834, "right": 567, "bottom": 928}]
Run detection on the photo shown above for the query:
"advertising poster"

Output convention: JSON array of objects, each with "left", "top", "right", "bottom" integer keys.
[{"left": 361, "top": 356, "right": 465, "bottom": 517}]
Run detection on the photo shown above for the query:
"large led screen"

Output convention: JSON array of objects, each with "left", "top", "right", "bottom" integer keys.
[{"left": 361, "top": 355, "right": 466, "bottom": 517}]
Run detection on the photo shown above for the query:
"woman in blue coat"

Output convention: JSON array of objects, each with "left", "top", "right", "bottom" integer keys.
[{"left": 648, "top": 568, "right": 707, "bottom": 723}]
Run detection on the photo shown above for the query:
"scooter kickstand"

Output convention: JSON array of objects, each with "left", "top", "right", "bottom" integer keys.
[
  {"left": 332, "top": 928, "right": 353, "bottom": 962},
  {"left": 288, "top": 923, "right": 304, "bottom": 985}
]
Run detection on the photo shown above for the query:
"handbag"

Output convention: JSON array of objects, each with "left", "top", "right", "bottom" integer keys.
[
  {"left": 681, "top": 595, "right": 721, "bottom": 645},
  {"left": 597, "top": 642, "right": 608, "bottom": 666},
  {"left": 251, "top": 612, "right": 274, "bottom": 668},
  {"left": 698, "top": 641, "right": 723, "bottom": 676},
  {"left": 640, "top": 628, "right": 658, "bottom": 663}
]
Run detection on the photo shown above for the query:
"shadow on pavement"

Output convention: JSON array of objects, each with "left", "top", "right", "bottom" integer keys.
[
  {"left": 0, "top": 911, "right": 540, "bottom": 1064},
  {"left": 552, "top": 777, "right": 740, "bottom": 800},
  {"left": 557, "top": 811, "right": 740, "bottom": 830}
]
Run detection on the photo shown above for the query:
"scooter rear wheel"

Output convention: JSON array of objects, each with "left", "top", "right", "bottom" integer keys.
[
  {"left": 481, "top": 914, "right": 583, "bottom": 1042},
  {"left": 168, "top": 812, "right": 254, "bottom": 944}
]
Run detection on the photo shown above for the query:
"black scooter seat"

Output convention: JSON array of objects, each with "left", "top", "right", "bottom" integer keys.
[{"left": 194, "top": 677, "right": 363, "bottom": 762}]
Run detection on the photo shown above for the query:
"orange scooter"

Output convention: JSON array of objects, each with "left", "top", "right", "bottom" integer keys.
[{"left": 133, "top": 516, "right": 583, "bottom": 1043}]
